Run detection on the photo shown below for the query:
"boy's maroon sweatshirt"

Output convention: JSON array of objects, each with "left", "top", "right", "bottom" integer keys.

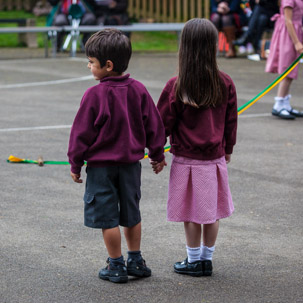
[
  {"left": 157, "top": 71, "right": 237, "bottom": 160},
  {"left": 68, "top": 74, "right": 165, "bottom": 174}
]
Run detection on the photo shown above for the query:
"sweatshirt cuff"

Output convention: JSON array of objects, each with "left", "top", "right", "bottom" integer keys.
[
  {"left": 150, "top": 153, "right": 165, "bottom": 163},
  {"left": 225, "top": 145, "right": 234, "bottom": 155},
  {"left": 71, "top": 165, "right": 81, "bottom": 174}
]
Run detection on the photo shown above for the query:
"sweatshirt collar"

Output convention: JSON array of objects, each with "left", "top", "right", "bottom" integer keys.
[{"left": 100, "top": 73, "right": 130, "bottom": 83}]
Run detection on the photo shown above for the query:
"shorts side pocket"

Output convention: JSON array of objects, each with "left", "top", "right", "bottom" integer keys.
[
  {"left": 83, "top": 192, "right": 95, "bottom": 204},
  {"left": 83, "top": 192, "right": 97, "bottom": 227}
]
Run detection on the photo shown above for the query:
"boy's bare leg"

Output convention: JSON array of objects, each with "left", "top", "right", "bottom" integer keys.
[
  {"left": 124, "top": 222, "right": 151, "bottom": 277},
  {"left": 184, "top": 222, "right": 201, "bottom": 247},
  {"left": 203, "top": 221, "right": 219, "bottom": 247},
  {"left": 102, "top": 227, "right": 122, "bottom": 258},
  {"left": 124, "top": 222, "right": 141, "bottom": 251}
]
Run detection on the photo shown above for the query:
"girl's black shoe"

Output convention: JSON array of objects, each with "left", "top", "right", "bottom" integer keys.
[
  {"left": 174, "top": 258, "right": 203, "bottom": 277},
  {"left": 174, "top": 258, "right": 212, "bottom": 276}
]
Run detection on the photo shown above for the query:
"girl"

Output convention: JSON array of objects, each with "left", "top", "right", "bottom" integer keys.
[
  {"left": 154, "top": 18, "right": 238, "bottom": 277},
  {"left": 265, "top": 0, "right": 303, "bottom": 120}
]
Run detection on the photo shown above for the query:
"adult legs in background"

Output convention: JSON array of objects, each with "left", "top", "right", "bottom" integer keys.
[
  {"left": 252, "top": 12, "right": 268, "bottom": 53},
  {"left": 81, "top": 12, "right": 97, "bottom": 46},
  {"left": 211, "top": 13, "right": 237, "bottom": 58},
  {"left": 53, "top": 14, "right": 69, "bottom": 51},
  {"left": 210, "top": 12, "right": 221, "bottom": 29},
  {"left": 234, "top": 5, "right": 262, "bottom": 47},
  {"left": 222, "top": 15, "right": 236, "bottom": 58}
]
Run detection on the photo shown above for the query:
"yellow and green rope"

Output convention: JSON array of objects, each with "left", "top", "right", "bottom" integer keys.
[{"left": 7, "top": 53, "right": 303, "bottom": 165}]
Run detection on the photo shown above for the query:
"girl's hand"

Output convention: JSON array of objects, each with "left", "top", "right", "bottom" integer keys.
[
  {"left": 225, "top": 154, "right": 231, "bottom": 164},
  {"left": 294, "top": 41, "right": 303, "bottom": 53},
  {"left": 70, "top": 172, "right": 83, "bottom": 183}
]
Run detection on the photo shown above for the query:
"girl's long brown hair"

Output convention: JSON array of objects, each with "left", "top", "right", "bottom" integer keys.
[{"left": 175, "top": 18, "right": 226, "bottom": 108}]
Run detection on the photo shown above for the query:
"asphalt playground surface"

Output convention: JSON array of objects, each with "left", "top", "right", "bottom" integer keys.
[{"left": 0, "top": 49, "right": 303, "bottom": 303}]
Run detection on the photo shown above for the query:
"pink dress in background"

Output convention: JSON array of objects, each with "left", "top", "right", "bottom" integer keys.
[
  {"left": 167, "top": 156, "right": 234, "bottom": 225},
  {"left": 265, "top": 0, "right": 303, "bottom": 79}
]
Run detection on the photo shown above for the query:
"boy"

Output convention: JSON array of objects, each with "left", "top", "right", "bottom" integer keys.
[{"left": 67, "top": 29, "right": 166, "bottom": 283}]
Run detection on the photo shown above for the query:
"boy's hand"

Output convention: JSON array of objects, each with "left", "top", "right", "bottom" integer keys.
[
  {"left": 225, "top": 154, "right": 231, "bottom": 164},
  {"left": 150, "top": 159, "right": 167, "bottom": 174},
  {"left": 70, "top": 171, "right": 83, "bottom": 183}
]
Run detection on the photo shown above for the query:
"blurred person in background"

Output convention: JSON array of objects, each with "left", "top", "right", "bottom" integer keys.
[
  {"left": 233, "top": 0, "right": 279, "bottom": 61},
  {"left": 47, "top": 0, "right": 96, "bottom": 50},
  {"left": 87, "top": 0, "right": 129, "bottom": 25},
  {"left": 210, "top": 0, "right": 247, "bottom": 58}
]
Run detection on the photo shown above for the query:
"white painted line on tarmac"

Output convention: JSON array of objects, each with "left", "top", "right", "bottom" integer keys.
[
  {"left": 69, "top": 58, "right": 88, "bottom": 62},
  {"left": 238, "top": 113, "right": 271, "bottom": 118},
  {"left": 0, "top": 125, "right": 71, "bottom": 132},
  {"left": 0, "top": 113, "right": 271, "bottom": 133},
  {"left": 0, "top": 75, "right": 93, "bottom": 89}
]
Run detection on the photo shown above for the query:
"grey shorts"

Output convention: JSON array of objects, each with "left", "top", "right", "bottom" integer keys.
[{"left": 83, "top": 162, "right": 141, "bottom": 229}]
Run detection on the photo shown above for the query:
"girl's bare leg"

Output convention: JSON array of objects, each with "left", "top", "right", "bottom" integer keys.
[
  {"left": 203, "top": 221, "right": 219, "bottom": 247},
  {"left": 184, "top": 222, "right": 202, "bottom": 247},
  {"left": 277, "top": 77, "right": 293, "bottom": 98}
]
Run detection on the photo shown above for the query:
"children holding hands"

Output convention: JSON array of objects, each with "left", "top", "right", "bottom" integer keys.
[{"left": 68, "top": 18, "right": 237, "bottom": 282}]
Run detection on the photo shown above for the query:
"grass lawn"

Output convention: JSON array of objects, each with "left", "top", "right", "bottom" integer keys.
[{"left": 0, "top": 11, "right": 178, "bottom": 51}]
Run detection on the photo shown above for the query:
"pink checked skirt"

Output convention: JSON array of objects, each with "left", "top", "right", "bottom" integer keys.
[{"left": 167, "top": 155, "right": 234, "bottom": 224}]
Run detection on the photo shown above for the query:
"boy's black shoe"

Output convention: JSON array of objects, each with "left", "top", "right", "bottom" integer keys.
[
  {"left": 174, "top": 258, "right": 213, "bottom": 277},
  {"left": 99, "top": 258, "right": 128, "bottom": 283},
  {"left": 127, "top": 258, "right": 151, "bottom": 277}
]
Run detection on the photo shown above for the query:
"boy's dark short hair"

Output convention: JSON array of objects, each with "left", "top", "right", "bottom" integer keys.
[{"left": 85, "top": 29, "right": 132, "bottom": 74}]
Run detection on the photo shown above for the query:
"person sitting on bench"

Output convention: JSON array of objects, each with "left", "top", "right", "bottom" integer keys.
[
  {"left": 47, "top": 0, "right": 96, "bottom": 50},
  {"left": 87, "top": 0, "right": 129, "bottom": 26}
]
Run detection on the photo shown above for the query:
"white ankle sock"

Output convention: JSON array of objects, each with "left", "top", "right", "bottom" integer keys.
[
  {"left": 273, "top": 96, "right": 285, "bottom": 111},
  {"left": 282, "top": 94, "right": 292, "bottom": 111},
  {"left": 200, "top": 245, "right": 215, "bottom": 261},
  {"left": 186, "top": 246, "right": 201, "bottom": 263}
]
